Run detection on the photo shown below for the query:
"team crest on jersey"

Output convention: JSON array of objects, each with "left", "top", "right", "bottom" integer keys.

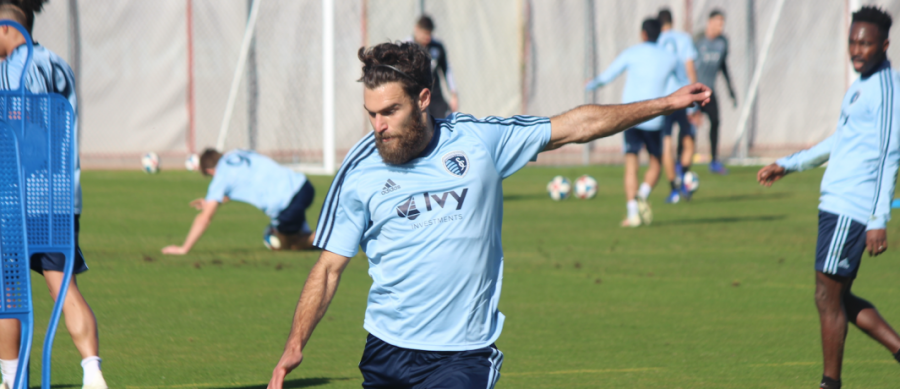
[
  {"left": 442, "top": 151, "right": 469, "bottom": 177},
  {"left": 850, "top": 91, "right": 861, "bottom": 105}
]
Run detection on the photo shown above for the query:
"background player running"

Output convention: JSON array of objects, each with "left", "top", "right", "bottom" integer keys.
[
  {"left": 657, "top": 8, "right": 698, "bottom": 203},
  {"left": 162, "top": 149, "right": 316, "bottom": 255},
  {"left": 266, "top": 41, "right": 710, "bottom": 388},
  {"left": 757, "top": 6, "right": 900, "bottom": 389},
  {"left": 410, "top": 15, "right": 458, "bottom": 118},
  {"left": 695, "top": 9, "right": 738, "bottom": 175},
  {"left": 0, "top": 2, "right": 107, "bottom": 388},
  {"left": 586, "top": 18, "right": 688, "bottom": 227}
]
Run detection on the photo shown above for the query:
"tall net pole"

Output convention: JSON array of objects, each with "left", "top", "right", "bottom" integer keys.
[{"left": 582, "top": 0, "right": 595, "bottom": 165}]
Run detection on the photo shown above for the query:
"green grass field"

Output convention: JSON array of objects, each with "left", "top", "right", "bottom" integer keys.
[{"left": 24, "top": 166, "right": 900, "bottom": 388}]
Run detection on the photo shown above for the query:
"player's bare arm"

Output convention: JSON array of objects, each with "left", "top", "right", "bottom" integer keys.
[
  {"left": 756, "top": 163, "right": 787, "bottom": 187},
  {"left": 162, "top": 199, "right": 219, "bottom": 255},
  {"left": 268, "top": 250, "right": 351, "bottom": 389},
  {"left": 546, "top": 83, "right": 711, "bottom": 151}
]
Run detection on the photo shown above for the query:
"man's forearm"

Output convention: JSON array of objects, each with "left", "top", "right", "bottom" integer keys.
[
  {"left": 548, "top": 98, "right": 673, "bottom": 149},
  {"left": 284, "top": 255, "right": 346, "bottom": 352},
  {"left": 181, "top": 212, "right": 213, "bottom": 250}
]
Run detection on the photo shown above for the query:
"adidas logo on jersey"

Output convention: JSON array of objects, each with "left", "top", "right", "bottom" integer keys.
[
  {"left": 382, "top": 179, "right": 401, "bottom": 195},
  {"left": 396, "top": 196, "right": 421, "bottom": 220}
]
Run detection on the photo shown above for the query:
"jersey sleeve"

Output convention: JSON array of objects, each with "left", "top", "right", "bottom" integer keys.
[
  {"left": 312, "top": 150, "right": 372, "bottom": 257},
  {"left": 205, "top": 171, "right": 230, "bottom": 203},
  {"left": 868, "top": 77, "right": 900, "bottom": 230},
  {"left": 680, "top": 35, "right": 698, "bottom": 62},
  {"left": 586, "top": 51, "right": 629, "bottom": 91},
  {"left": 473, "top": 116, "right": 552, "bottom": 178},
  {"left": 775, "top": 134, "right": 834, "bottom": 173}
]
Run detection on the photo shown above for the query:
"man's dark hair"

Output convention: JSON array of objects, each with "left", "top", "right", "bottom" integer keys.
[
  {"left": 358, "top": 42, "right": 433, "bottom": 101},
  {"left": 642, "top": 18, "right": 662, "bottom": 43},
  {"left": 199, "top": 148, "right": 222, "bottom": 176},
  {"left": 709, "top": 9, "right": 725, "bottom": 19},
  {"left": 0, "top": 0, "right": 47, "bottom": 33},
  {"left": 416, "top": 15, "right": 434, "bottom": 32},
  {"left": 657, "top": 8, "right": 673, "bottom": 26},
  {"left": 852, "top": 5, "right": 892, "bottom": 40}
]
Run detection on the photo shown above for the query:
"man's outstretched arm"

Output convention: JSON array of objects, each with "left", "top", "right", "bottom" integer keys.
[
  {"left": 547, "top": 83, "right": 711, "bottom": 151},
  {"left": 268, "top": 250, "right": 351, "bottom": 389},
  {"left": 162, "top": 199, "right": 219, "bottom": 255}
]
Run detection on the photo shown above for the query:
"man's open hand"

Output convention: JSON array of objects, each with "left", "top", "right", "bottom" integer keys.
[
  {"left": 665, "top": 83, "right": 712, "bottom": 115},
  {"left": 757, "top": 163, "right": 787, "bottom": 187}
]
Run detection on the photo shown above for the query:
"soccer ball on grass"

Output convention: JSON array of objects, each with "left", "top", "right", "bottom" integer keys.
[
  {"left": 574, "top": 175, "right": 598, "bottom": 199},
  {"left": 547, "top": 176, "right": 572, "bottom": 201},
  {"left": 141, "top": 152, "right": 160, "bottom": 174},
  {"left": 683, "top": 171, "right": 700, "bottom": 193}
]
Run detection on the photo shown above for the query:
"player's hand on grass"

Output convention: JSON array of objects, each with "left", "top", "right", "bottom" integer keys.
[
  {"left": 667, "top": 83, "right": 712, "bottom": 113},
  {"left": 161, "top": 245, "right": 189, "bottom": 255},
  {"left": 757, "top": 163, "right": 786, "bottom": 187},
  {"left": 866, "top": 229, "right": 888, "bottom": 257},
  {"left": 268, "top": 345, "right": 303, "bottom": 389},
  {"left": 189, "top": 198, "right": 205, "bottom": 210}
]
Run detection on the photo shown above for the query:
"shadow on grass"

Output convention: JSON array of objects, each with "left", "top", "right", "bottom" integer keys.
[
  {"left": 503, "top": 193, "right": 550, "bottom": 202},
  {"left": 694, "top": 192, "right": 792, "bottom": 203},
  {"left": 653, "top": 214, "right": 786, "bottom": 226},
  {"left": 211, "top": 377, "right": 356, "bottom": 389}
]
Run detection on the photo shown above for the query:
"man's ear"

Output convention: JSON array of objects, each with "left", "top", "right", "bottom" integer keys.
[
  {"left": 417, "top": 88, "right": 431, "bottom": 112},
  {"left": 884, "top": 38, "right": 891, "bottom": 54}
]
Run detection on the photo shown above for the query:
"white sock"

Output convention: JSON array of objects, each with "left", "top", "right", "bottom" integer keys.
[
  {"left": 0, "top": 358, "right": 17, "bottom": 386},
  {"left": 637, "top": 183, "right": 652, "bottom": 200},
  {"left": 627, "top": 200, "right": 639, "bottom": 218},
  {"left": 81, "top": 356, "right": 102, "bottom": 384}
]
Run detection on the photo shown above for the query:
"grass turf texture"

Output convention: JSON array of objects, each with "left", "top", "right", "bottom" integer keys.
[{"left": 23, "top": 166, "right": 900, "bottom": 388}]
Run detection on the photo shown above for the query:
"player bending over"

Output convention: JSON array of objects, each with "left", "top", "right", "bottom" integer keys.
[
  {"left": 0, "top": 3, "right": 107, "bottom": 389},
  {"left": 758, "top": 6, "right": 900, "bottom": 389},
  {"left": 586, "top": 19, "right": 688, "bottom": 227},
  {"left": 266, "top": 41, "right": 709, "bottom": 388},
  {"left": 658, "top": 8, "right": 698, "bottom": 203},
  {"left": 162, "top": 149, "right": 316, "bottom": 255}
]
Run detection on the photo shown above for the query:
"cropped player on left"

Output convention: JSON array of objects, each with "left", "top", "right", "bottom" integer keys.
[{"left": 0, "top": 2, "right": 107, "bottom": 388}]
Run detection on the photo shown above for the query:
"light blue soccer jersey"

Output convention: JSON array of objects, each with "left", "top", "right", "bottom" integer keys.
[
  {"left": 586, "top": 42, "right": 686, "bottom": 131},
  {"left": 314, "top": 114, "right": 551, "bottom": 351},
  {"left": 205, "top": 150, "right": 308, "bottom": 220},
  {"left": 658, "top": 30, "right": 697, "bottom": 94},
  {"left": 777, "top": 60, "right": 900, "bottom": 230},
  {"left": 2, "top": 43, "right": 81, "bottom": 213}
]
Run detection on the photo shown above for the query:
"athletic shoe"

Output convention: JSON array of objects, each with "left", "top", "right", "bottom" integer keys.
[
  {"left": 83, "top": 373, "right": 108, "bottom": 389},
  {"left": 665, "top": 190, "right": 680, "bottom": 204},
  {"left": 621, "top": 215, "right": 641, "bottom": 228},
  {"left": 637, "top": 197, "right": 652, "bottom": 225},
  {"left": 680, "top": 183, "right": 692, "bottom": 202},
  {"left": 709, "top": 160, "right": 729, "bottom": 175}
]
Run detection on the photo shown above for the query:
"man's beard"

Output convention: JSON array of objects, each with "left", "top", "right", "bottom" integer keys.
[{"left": 375, "top": 107, "right": 429, "bottom": 165}]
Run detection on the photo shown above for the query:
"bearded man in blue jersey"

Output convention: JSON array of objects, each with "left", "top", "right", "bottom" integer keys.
[
  {"left": 267, "top": 41, "right": 711, "bottom": 389},
  {"left": 758, "top": 6, "right": 900, "bottom": 389}
]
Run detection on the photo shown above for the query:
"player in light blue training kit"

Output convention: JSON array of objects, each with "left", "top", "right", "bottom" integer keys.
[
  {"left": 0, "top": 4, "right": 109, "bottom": 389},
  {"left": 267, "top": 42, "right": 711, "bottom": 389},
  {"left": 758, "top": 7, "right": 900, "bottom": 389},
  {"left": 658, "top": 8, "right": 698, "bottom": 203},
  {"left": 586, "top": 19, "right": 687, "bottom": 227},
  {"left": 163, "top": 149, "right": 316, "bottom": 254}
]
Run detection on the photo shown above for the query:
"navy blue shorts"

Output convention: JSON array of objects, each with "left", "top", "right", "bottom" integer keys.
[
  {"left": 273, "top": 180, "right": 315, "bottom": 234},
  {"left": 623, "top": 128, "right": 662, "bottom": 157},
  {"left": 815, "top": 211, "right": 867, "bottom": 278},
  {"left": 359, "top": 334, "right": 503, "bottom": 389},
  {"left": 662, "top": 109, "right": 695, "bottom": 138},
  {"left": 30, "top": 215, "right": 88, "bottom": 275}
]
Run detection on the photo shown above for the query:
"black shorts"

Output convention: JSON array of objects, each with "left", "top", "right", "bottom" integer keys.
[
  {"left": 30, "top": 214, "right": 88, "bottom": 275},
  {"left": 662, "top": 109, "right": 695, "bottom": 138},
  {"left": 359, "top": 334, "right": 503, "bottom": 389},
  {"left": 815, "top": 211, "right": 866, "bottom": 279},
  {"left": 274, "top": 180, "right": 315, "bottom": 234},
  {"left": 623, "top": 128, "right": 663, "bottom": 157}
]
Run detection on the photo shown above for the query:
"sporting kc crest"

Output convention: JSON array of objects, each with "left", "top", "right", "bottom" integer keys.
[{"left": 442, "top": 151, "right": 469, "bottom": 177}]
